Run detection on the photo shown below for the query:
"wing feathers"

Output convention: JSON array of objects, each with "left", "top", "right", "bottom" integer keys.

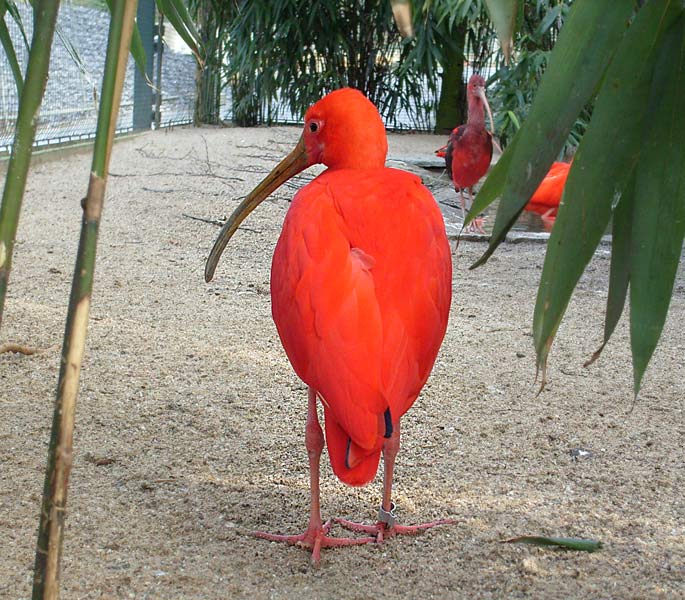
[{"left": 271, "top": 168, "right": 451, "bottom": 479}]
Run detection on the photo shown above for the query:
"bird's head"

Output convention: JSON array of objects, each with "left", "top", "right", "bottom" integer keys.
[
  {"left": 205, "top": 88, "right": 388, "bottom": 282},
  {"left": 467, "top": 74, "right": 487, "bottom": 98},
  {"left": 302, "top": 88, "right": 388, "bottom": 170},
  {"left": 466, "top": 74, "right": 495, "bottom": 133}
]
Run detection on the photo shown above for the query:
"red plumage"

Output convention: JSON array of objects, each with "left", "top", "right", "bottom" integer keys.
[
  {"left": 443, "top": 74, "right": 494, "bottom": 232},
  {"left": 206, "top": 88, "right": 454, "bottom": 562},
  {"left": 271, "top": 167, "right": 451, "bottom": 486},
  {"left": 524, "top": 161, "right": 571, "bottom": 217},
  {"left": 446, "top": 124, "right": 493, "bottom": 190}
]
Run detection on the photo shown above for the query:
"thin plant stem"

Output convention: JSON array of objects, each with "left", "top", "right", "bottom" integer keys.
[{"left": 32, "top": 2, "right": 139, "bottom": 598}]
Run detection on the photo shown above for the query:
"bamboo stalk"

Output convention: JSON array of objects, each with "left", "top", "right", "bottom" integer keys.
[
  {"left": 0, "top": 0, "right": 60, "bottom": 328},
  {"left": 32, "top": 2, "right": 139, "bottom": 598}
]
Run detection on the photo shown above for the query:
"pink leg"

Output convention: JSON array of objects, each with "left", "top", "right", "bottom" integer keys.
[
  {"left": 458, "top": 188, "right": 467, "bottom": 223},
  {"left": 253, "top": 387, "right": 374, "bottom": 564},
  {"left": 541, "top": 208, "right": 556, "bottom": 232},
  {"left": 465, "top": 187, "right": 486, "bottom": 234},
  {"left": 335, "top": 423, "right": 457, "bottom": 542}
]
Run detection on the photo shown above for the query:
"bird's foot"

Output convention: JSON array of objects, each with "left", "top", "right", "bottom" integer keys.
[
  {"left": 253, "top": 519, "right": 375, "bottom": 564},
  {"left": 464, "top": 215, "right": 486, "bottom": 234},
  {"left": 334, "top": 503, "right": 457, "bottom": 544},
  {"left": 541, "top": 208, "right": 556, "bottom": 232}
]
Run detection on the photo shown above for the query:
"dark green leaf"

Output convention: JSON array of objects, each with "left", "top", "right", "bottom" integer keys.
[
  {"left": 585, "top": 169, "right": 636, "bottom": 368},
  {"left": 630, "top": 14, "right": 685, "bottom": 393},
  {"left": 467, "top": 131, "right": 519, "bottom": 265},
  {"left": 501, "top": 536, "right": 603, "bottom": 552},
  {"left": 472, "top": 0, "right": 636, "bottom": 270},
  {"left": 532, "top": 0, "right": 683, "bottom": 377}
]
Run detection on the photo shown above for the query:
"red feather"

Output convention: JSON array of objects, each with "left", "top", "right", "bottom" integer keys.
[
  {"left": 524, "top": 161, "right": 571, "bottom": 217},
  {"left": 271, "top": 168, "right": 451, "bottom": 485}
]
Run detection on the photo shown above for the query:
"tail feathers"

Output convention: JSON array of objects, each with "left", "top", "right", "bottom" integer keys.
[{"left": 324, "top": 409, "right": 381, "bottom": 487}]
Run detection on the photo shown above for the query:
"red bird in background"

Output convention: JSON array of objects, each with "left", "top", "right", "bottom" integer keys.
[
  {"left": 444, "top": 74, "right": 496, "bottom": 233},
  {"left": 524, "top": 161, "right": 571, "bottom": 231},
  {"left": 205, "top": 88, "right": 453, "bottom": 564}
]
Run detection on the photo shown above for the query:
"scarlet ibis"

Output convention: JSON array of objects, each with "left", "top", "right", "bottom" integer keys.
[
  {"left": 524, "top": 161, "right": 571, "bottom": 231},
  {"left": 444, "top": 74, "right": 495, "bottom": 233},
  {"left": 205, "top": 88, "right": 453, "bottom": 563}
]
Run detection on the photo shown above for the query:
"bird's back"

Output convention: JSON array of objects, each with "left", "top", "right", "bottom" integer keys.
[
  {"left": 526, "top": 161, "right": 571, "bottom": 214},
  {"left": 271, "top": 167, "right": 452, "bottom": 485}
]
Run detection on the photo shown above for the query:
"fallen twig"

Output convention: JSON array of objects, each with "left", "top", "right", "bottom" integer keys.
[
  {"left": 0, "top": 342, "right": 41, "bottom": 355},
  {"left": 181, "top": 213, "right": 263, "bottom": 234},
  {"left": 182, "top": 213, "right": 224, "bottom": 227}
]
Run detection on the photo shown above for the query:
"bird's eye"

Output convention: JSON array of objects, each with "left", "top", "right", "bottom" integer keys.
[{"left": 309, "top": 122, "right": 318, "bottom": 133}]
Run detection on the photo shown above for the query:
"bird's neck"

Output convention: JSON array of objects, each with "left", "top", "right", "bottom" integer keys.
[
  {"left": 467, "top": 98, "right": 485, "bottom": 127},
  {"left": 323, "top": 139, "right": 387, "bottom": 170}
]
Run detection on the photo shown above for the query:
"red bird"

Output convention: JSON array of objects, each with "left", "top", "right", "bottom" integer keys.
[
  {"left": 205, "top": 88, "right": 453, "bottom": 563},
  {"left": 524, "top": 161, "right": 571, "bottom": 231},
  {"left": 444, "top": 74, "right": 495, "bottom": 233}
]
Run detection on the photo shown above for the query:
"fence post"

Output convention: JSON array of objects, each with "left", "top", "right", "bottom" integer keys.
[{"left": 132, "top": 0, "right": 155, "bottom": 130}]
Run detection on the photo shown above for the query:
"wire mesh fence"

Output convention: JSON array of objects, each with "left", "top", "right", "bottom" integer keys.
[
  {"left": 0, "top": 1, "right": 197, "bottom": 153},
  {"left": 1, "top": 2, "right": 125, "bottom": 151},
  {"left": 0, "top": 3, "right": 502, "bottom": 152}
]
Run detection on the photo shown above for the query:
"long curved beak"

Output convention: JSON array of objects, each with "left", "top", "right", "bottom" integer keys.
[
  {"left": 477, "top": 87, "right": 495, "bottom": 134},
  {"left": 205, "top": 136, "right": 309, "bottom": 282}
]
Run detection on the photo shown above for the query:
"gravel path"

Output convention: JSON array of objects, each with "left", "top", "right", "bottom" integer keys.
[{"left": 1, "top": 126, "right": 683, "bottom": 599}]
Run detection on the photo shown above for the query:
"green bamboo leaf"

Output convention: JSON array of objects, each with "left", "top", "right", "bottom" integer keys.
[
  {"left": 630, "top": 14, "right": 685, "bottom": 394},
  {"left": 4, "top": 0, "right": 30, "bottom": 51},
  {"left": 483, "top": 0, "right": 516, "bottom": 62},
  {"left": 532, "top": 0, "right": 683, "bottom": 378},
  {"left": 0, "top": 15, "right": 23, "bottom": 96},
  {"left": 55, "top": 22, "right": 100, "bottom": 98},
  {"left": 585, "top": 169, "right": 636, "bottom": 368},
  {"left": 156, "top": 0, "right": 204, "bottom": 65},
  {"left": 0, "top": 0, "right": 32, "bottom": 96},
  {"left": 129, "top": 17, "right": 148, "bottom": 78},
  {"left": 472, "top": 0, "right": 636, "bottom": 270},
  {"left": 536, "top": 4, "right": 562, "bottom": 37},
  {"left": 501, "top": 536, "right": 603, "bottom": 552},
  {"left": 506, "top": 110, "right": 520, "bottom": 129}
]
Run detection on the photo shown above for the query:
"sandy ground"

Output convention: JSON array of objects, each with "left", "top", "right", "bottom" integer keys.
[{"left": 1, "top": 125, "right": 683, "bottom": 599}]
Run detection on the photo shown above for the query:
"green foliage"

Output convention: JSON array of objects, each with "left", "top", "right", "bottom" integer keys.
[
  {"left": 0, "top": 1, "right": 29, "bottom": 96},
  {"left": 227, "top": 1, "right": 399, "bottom": 126},
  {"left": 472, "top": 0, "right": 685, "bottom": 396},
  {"left": 188, "top": 0, "right": 232, "bottom": 124},
  {"left": 225, "top": 0, "right": 484, "bottom": 129},
  {"left": 487, "top": 0, "right": 584, "bottom": 153}
]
